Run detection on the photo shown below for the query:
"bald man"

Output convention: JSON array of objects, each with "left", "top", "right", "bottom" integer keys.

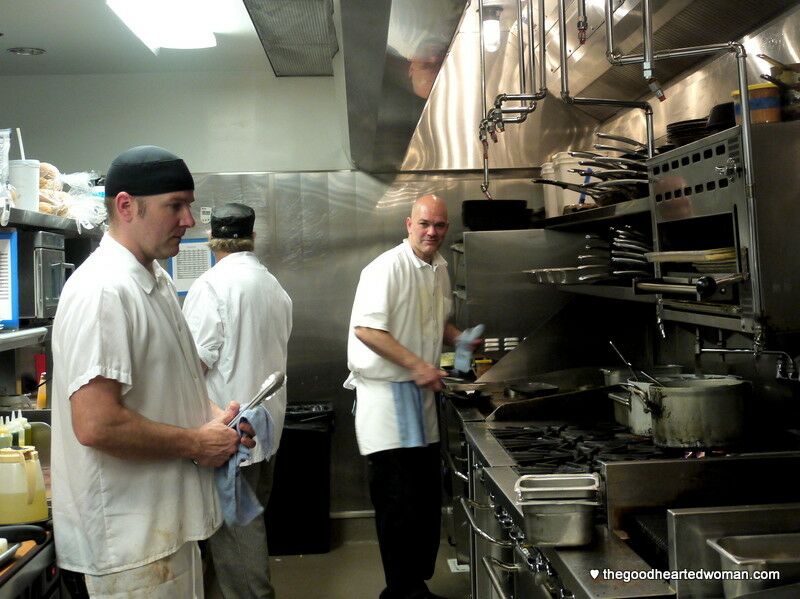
[{"left": 344, "top": 194, "right": 466, "bottom": 599}]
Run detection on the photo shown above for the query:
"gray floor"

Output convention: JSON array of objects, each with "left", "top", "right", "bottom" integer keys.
[{"left": 269, "top": 517, "right": 470, "bottom": 599}]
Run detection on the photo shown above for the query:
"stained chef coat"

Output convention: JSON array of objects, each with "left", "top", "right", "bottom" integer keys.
[
  {"left": 51, "top": 234, "right": 220, "bottom": 576},
  {"left": 344, "top": 240, "right": 452, "bottom": 455},
  {"left": 183, "top": 251, "right": 292, "bottom": 464}
]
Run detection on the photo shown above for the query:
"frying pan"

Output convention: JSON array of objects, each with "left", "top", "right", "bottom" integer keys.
[
  {"left": 532, "top": 177, "right": 645, "bottom": 207},
  {"left": 568, "top": 150, "right": 604, "bottom": 160},
  {"left": 613, "top": 249, "right": 649, "bottom": 259},
  {"left": 596, "top": 132, "right": 647, "bottom": 151},
  {"left": 578, "top": 254, "right": 611, "bottom": 265},
  {"left": 594, "top": 143, "right": 648, "bottom": 158},
  {"left": 569, "top": 168, "right": 647, "bottom": 181},
  {"left": 610, "top": 226, "right": 649, "bottom": 241},
  {"left": 582, "top": 156, "right": 648, "bottom": 170},
  {"left": 591, "top": 179, "right": 650, "bottom": 199},
  {"left": 613, "top": 239, "right": 652, "bottom": 252},
  {"left": 612, "top": 257, "right": 649, "bottom": 267},
  {"left": 532, "top": 178, "right": 606, "bottom": 199}
]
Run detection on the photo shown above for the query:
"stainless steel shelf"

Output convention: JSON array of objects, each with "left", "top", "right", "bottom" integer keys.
[
  {"left": 537, "top": 197, "right": 651, "bottom": 230},
  {"left": 5, "top": 207, "right": 103, "bottom": 238},
  {"left": 559, "top": 283, "right": 656, "bottom": 304},
  {"left": 0, "top": 326, "right": 49, "bottom": 353},
  {"left": 662, "top": 308, "right": 748, "bottom": 333}
]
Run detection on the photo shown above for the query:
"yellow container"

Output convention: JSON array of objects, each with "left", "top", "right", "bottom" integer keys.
[
  {"left": 0, "top": 447, "right": 48, "bottom": 524},
  {"left": 731, "top": 83, "right": 781, "bottom": 124},
  {"left": 36, "top": 372, "right": 48, "bottom": 409}
]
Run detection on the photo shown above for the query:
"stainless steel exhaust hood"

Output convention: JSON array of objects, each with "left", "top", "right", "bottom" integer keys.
[
  {"left": 338, "top": 0, "right": 466, "bottom": 172},
  {"left": 335, "top": 0, "right": 797, "bottom": 173}
]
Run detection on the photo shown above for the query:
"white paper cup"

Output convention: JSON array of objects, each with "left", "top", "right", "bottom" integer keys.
[{"left": 9, "top": 159, "right": 40, "bottom": 211}]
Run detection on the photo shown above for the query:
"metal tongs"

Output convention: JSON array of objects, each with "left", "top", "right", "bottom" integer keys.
[
  {"left": 228, "top": 371, "right": 286, "bottom": 429},
  {"left": 608, "top": 340, "right": 662, "bottom": 385}
]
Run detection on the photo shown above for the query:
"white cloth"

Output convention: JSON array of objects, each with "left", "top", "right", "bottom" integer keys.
[
  {"left": 182, "top": 251, "right": 292, "bottom": 464},
  {"left": 344, "top": 240, "right": 452, "bottom": 455},
  {"left": 51, "top": 234, "right": 220, "bottom": 576},
  {"left": 84, "top": 541, "right": 202, "bottom": 599}
]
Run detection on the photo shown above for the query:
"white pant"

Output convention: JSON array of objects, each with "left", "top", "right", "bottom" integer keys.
[{"left": 84, "top": 542, "right": 202, "bottom": 599}]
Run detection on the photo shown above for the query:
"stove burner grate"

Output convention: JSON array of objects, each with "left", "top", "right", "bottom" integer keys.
[{"left": 492, "top": 423, "right": 671, "bottom": 472}]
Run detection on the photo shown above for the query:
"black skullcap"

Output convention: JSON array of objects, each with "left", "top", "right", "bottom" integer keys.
[
  {"left": 104, "top": 145, "right": 194, "bottom": 198},
  {"left": 211, "top": 203, "right": 255, "bottom": 239}
]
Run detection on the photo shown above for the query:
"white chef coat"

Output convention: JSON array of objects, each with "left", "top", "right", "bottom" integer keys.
[
  {"left": 51, "top": 234, "right": 220, "bottom": 576},
  {"left": 182, "top": 251, "right": 292, "bottom": 464},
  {"left": 344, "top": 240, "right": 452, "bottom": 455}
]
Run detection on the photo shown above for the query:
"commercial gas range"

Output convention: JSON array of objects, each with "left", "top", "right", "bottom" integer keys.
[{"left": 462, "top": 419, "right": 800, "bottom": 599}]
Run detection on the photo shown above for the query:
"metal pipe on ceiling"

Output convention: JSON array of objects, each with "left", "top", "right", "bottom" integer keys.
[
  {"left": 557, "top": 0, "right": 655, "bottom": 157},
  {"left": 479, "top": 0, "right": 547, "bottom": 197},
  {"left": 577, "top": 0, "right": 588, "bottom": 44}
]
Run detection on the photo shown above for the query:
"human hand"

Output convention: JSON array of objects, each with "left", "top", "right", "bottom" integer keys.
[
  {"left": 469, "top": 337, "right": 484, "bottom": 352},
  {"left": 192, "top": 402, "right": 242, "bottom": 467},
  {"left": 222, "top": 402, "right": 257, "bottom": 448},
  {"left": 238, "top": 421, "right": 257, "bottom": 449},
  {"left": 412, "top": 362, "right": 448, "bottom": 391}
]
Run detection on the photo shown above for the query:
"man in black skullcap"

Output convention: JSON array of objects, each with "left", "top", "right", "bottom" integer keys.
[
  {"left": 184, "top": 203, "right": 292, "bottom": 599},
  {"left": 52, "top": 146, "right": 255, "bottom": 598}
]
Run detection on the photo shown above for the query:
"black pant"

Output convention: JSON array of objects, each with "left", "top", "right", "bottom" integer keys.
[{"left": 367, "top": 443, "right": 442, "bottom": 599}]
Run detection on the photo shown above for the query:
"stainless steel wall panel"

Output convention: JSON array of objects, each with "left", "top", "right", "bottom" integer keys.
[
  {"left": 462, "top": 229, "right": 581, "bottom": 342},
  {"left": 272, "top": 173, "right": 304, "bottom": 265}
]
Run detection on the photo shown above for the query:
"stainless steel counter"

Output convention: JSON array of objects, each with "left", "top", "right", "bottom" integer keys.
[{"left": 484, "top": 466, "right": 674, "bottom": 599}]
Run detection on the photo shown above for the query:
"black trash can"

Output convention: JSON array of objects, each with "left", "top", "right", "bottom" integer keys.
[{"left": 266, "top": 402, "right": 335, "bottom": 555}]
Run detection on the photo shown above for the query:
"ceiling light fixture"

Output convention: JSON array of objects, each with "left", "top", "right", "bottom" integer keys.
[
  {"left": 7, "top": 47, "right": 47, "bottom": 56},
  {"left": 483, "top": 2, "right": 503, "bottom": 53},
  {"left": 106, "top": 0, "right": 217, "bottom": 55}
]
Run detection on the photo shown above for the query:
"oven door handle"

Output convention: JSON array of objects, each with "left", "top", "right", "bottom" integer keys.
[
  {"left": 459, "top": 497, "right": 514, "bottom": 547},
  {"left": 482, "top": 556, "right": 521, "bottom": 599},
  {"left": 443, "top": 449, "right": 468, "bottom": 482}
]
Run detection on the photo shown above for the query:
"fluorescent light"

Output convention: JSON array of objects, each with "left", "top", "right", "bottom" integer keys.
[
  {"left": 106, "top": 0, "right": 216, "bottom": 54},
  {"left": 484, "top": 18, "right": 501, "bottom": 53},
  {"left": 483, "top": 3, "right": 503, "bottom": 53}
]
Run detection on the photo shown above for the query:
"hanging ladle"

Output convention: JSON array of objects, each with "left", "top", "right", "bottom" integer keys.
[{"left": 608, "top": 340, "right": 663, "bottom": 385}]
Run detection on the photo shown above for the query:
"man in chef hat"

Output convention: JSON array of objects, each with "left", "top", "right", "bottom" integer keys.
[
  {"left": 183, "top": 202, "right": 293, "bottom": 599},
  {"left": 52, "top": 145, "right": 254, "bottom": 598}
]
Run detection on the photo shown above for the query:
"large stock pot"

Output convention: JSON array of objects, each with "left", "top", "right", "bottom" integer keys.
[
  {"left": 644, "top": 377, "right": 750, "bottom": 448},
  {"left": 602, "top": 366, "right": 684, "bottom": 435}
]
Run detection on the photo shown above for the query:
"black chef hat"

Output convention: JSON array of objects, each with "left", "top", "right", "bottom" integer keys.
[
  {"left": 104, "top": 145, "right": 194, "bottom": 198},
  {"left": 211, "top": 203, "right": 255, "bottom": 239}
]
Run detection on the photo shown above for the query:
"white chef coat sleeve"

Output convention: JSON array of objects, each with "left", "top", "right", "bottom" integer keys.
[
  {"left": 64, "top": 285, "right": 133, "bottom": 399},
  {"left": 182, "top": 280, "right": 224, "bottom": 369},
  {"left": 351, "top": 262, "right": 396, "bottom": 332}
]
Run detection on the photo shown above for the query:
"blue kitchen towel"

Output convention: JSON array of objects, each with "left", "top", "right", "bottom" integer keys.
[
  {"left": 391, "top": 381, "right": 426, "bottom": 447},
  {"left": 214, "top": 406, "right": 274, "bottom": 527},
  {"left": 454, "top": 324, "right": 485, "bottom": 374}
]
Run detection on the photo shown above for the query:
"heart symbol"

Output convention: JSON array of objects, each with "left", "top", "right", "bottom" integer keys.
[{"left": 590, "top": 569, "right": 599, "bottom": 579}]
